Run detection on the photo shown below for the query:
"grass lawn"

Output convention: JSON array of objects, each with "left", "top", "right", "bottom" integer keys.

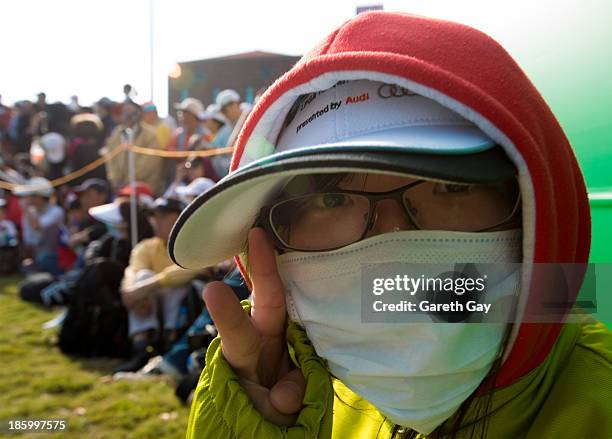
[{"left": 0, "top": 275, "right": 190, "bottom": 438}]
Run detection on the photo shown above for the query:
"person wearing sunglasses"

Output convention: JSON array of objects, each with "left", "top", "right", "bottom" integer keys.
[{"left": 170, "top": 12, "right": 610, "bottom": 439}]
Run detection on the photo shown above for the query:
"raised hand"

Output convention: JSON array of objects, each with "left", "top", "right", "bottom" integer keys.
[{"left": 204, "top": 227, "right": 306, "bottom": 425}]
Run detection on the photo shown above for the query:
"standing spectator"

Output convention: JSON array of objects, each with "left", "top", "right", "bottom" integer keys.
[
  {"left": 68, "top": 95, "right": 81, "bottom": 114},
  {"left": 123, "top": 84, "right": 136, "bottom": 103},
  {"left": 212, "top": 89, "right": 241, "bottom": 148},
  {"left": 94, "top": 97, "right": 116, "bottom": 140},
  {"left": 8, "top": 101, "right": 34, "bottom": 155},
  {"left": 211, "top": 89, "right": 245, "bottom": 178},
  {"left": 14, "top": 177, "right": 64, "bottom": 275},
  {"left": 0, "top": 95, "right": 11, "bottom": 154},
  {"left": 142, "top": 102, "right": 172, "bottom": 149},
  {"left": 198, "top": 104, "right": 226, "bottom": 141},
  {"left": 103, "top": 100, "right": 165, "bottom": 196},
  {"left": 113, "top": 197, "right": 198, "bottom": 373},
  {"left": 32, "top": 102, "right": 71, "bottom": 137},
  {"left": 34, "top": 92, "right": 47, "bottom": 112},
  {"left": 65, "top": 113, "right": 107, "bottom": 184},
  {"left": 32, "top": 132, "right": 66, "bottom": 181},
  {"left": 168, "top": 98, "right": 206, "bottom": 151},
  {"left": 166, "top": 98, "right": 207, "bottom": 190}
]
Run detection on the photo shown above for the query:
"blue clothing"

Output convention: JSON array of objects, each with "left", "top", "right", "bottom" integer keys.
[{"left": 163, "top": 269, "right": 250, "bottom": 373}]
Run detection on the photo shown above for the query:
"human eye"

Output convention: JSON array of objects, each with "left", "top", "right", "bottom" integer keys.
[
  {"left": 432, "top": 183, "right": 473, "bottom": 194},
  {"left": 312, "top": 193, "right": 353, "bottom": 209}
]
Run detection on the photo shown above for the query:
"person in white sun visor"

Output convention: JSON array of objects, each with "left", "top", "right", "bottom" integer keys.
[{"left": 171, "top": 11, "right": 608, "bottom": 439}]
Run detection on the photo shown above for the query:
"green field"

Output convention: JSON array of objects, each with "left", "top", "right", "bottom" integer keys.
[{"left": 0, "top": 275, "right": 189, "bottom": 439}]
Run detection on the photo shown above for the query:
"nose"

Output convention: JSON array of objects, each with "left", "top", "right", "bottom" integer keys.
[{"left": 365, "top": 199, "right": 414, "bottom": 238}]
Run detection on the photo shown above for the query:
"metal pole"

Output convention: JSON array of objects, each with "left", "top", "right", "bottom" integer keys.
[
  {"left": 149, "top": 0, "right": 155, "bottom": 102},
  {"left": 124, "top": 128, "right": 138, "bottom": 249}
]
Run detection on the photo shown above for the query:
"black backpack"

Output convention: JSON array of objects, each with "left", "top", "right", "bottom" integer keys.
[{"left": 58, "top": 251, "right": 131, "bottom": 358}]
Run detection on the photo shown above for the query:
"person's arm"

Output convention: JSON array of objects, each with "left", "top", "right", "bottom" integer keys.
[
  {"left": 28, "top": 205, "right": 63, "bottom": 231},
  {"left": 69, "top": 229, "right": 91, "bottom": 248},
  {"left": 120, "top": 240, "right": 151, "bottom": 290},
  {"left": 70, "top": 222, "right": 107, "bottom": 248},
  {"left": 122, "top": 265, "right": 204, "bottom": 309},
  {"left": 121, "top": 275, "right": 161, "bottom": 309},
  {"left": 23, "top": 206, "right": 40, "bottom": 230}
]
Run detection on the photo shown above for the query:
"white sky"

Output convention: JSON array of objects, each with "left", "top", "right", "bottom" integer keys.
[{"left": 1, "top": 0, "right": 609, "bottom": 119}]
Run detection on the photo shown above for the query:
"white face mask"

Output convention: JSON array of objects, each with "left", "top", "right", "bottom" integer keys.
[{"left": 276, "top": 229, "right": 522, "bottom": 435}]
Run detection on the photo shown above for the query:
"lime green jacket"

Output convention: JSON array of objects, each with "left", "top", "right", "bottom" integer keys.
[{"left": 186, "top": 305, "right": 612, "bottom": 438}]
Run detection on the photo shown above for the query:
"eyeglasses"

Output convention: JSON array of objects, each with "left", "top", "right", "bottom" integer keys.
[{"left": 259, "top": 179, "right": 521, "bottom": 252}]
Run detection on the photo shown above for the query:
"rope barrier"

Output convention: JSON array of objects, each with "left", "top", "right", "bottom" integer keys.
[{"left": 0, "top": 143, "right": 234, "bottom": 191}]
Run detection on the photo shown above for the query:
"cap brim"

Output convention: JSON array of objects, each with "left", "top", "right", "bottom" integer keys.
[
  {"left": 175, "top": 186, "right": 196, "bottom": 197},
  {"left": 89, "top": 203, "right": 122, "bottom": 225},
  {"left": 169, "top": 146, "right": 516, "bottom": 269}
]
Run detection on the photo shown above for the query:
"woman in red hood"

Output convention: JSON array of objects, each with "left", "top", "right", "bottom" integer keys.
[{"left": 170, "top": 12, "right": 612, "bottom": 439}]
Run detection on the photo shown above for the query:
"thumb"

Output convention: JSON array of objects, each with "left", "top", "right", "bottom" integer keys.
[{"left": 269, "top": 368, "right": 306, "bottom": 415}]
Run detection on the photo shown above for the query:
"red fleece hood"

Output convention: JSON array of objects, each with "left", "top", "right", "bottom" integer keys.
[{"left": 229, "top": 11, "right": 591, "bottom": 389}]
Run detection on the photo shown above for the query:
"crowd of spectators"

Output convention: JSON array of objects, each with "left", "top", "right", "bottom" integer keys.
[{"left": 0, "top": 86, "right": 253, "bottom": 404}]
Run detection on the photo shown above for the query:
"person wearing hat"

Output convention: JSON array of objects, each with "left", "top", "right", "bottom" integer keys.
[
  {"left": 94, "top": 97, "right": 117, "bottom": 139},
  {"left": 172, "top": 12, "right": 610, "bottom": 439},
  {"left": 68, "top": 178, "right": 110, "bottom": 249},
  {"left": 13, "top": 177, "right": 64, "bottom": 275},
  {"left": 199, "top": 104, "right": 226, "bottom": 140},
  {"left": 30, "top": 132, "right": 66, "bottom": 181},
  {"left": 164, "top": 156, "right": 219, "bottom": 198},
  {"left": 215, "top": 89, "right": 242, "bottom": 128},
  {"left": 209, "top": 89, "right": 245, "bottom": 178},
  {"left": 65, "top": 113, "right": 107, "bottom": 184},
  {"left": 169, "top": 97, "right": 206, "bottom": 152},
  {"left": 175, "top": 177, "right": 215, "bottom": 204},
  {"left": 142, "top": 101, "right": 172, "bottom": 149},
  {"left": 103, "top": 100, "right": 166, "bottom": 196},
  {"left": 113, "top": 197, "right": 200, "bottom": 373}
]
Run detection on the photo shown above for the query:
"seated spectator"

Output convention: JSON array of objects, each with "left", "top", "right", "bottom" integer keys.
[
  {"left": 14, "top": 177, "right": 64, "bottom": 275},
  {"left": 164, "top": 155, "right": 218, "bottom": 198},
  {"left": 115, "top": 266, "right": 248, "bottom": 405},
  {"left": 103, "top": 100, "right": 165, "bottom": 196},
  {"left": 175, "top": 177, "right": 215, "bottom": 204},
  {"left": 0, "top": 197, "right": 20, "bottom": 274},
  {"left": 20, "top": 195, "right": 153, "bottom": 308},
  {"left": 68, "top": 178, "right": 111, "bottom": 250},
  {"left": 113, "top": 197, "right": 200, "bottom": 373}
]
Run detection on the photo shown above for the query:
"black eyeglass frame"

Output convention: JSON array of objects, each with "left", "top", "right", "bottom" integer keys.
[{"left": 258, "top": 179, "right": 521, "bottom": 253}]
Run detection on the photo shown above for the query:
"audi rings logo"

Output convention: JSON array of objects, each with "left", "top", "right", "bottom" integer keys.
[{"left": 377, "top": 84, "right": 417, "bottom": 99}]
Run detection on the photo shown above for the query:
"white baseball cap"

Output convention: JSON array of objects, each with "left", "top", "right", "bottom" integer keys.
[
  {"left": 174, "top": 97, "right": 204, "bottom": 116},
  {"left": 170, "top": 80, "right": 515, "bottom": 268},
  {"left": 199, "top": 104, "right": 228, "bottom": 124},
  {"left": 175, "top": 177, "right": 216, "bottom": 202},
  {"left": 215, "top": 89, "right": 240, "bottom": 109},
  {"left": 32, "top": 133, "right": 66, "bottom": 164},
  {"left": 13, "top": 177, "right": 54, "bottom": 198},
  {"left": 89, "top": 200, "right": 124, "bottom": 225}
]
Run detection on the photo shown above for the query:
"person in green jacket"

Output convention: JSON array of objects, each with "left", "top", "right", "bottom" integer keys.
[{"left": 169, "top": 11, "right": 612, "bottom": 439}]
